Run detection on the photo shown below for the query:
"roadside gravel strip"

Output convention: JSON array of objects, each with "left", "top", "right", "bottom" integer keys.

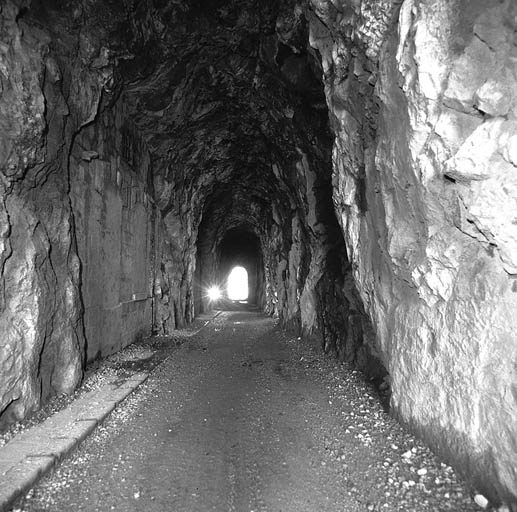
[
  {"left": 0, "top": 312, "right": 220, "bottom": 512},
  {"left": 1, "top": 310, "right": 504, "bottom": 511},
  {"left": 0, "top": 374, "right": 148, "bottom": 511}
]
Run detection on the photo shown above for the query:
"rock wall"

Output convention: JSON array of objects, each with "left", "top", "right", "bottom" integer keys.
[
  {"left": 153, "top": 211, "right": 192, "bottom": 334},
  {"left": 0, "top": 0, "right": 101, "bottom": 425},
  {"left": 69, "top": 99, "right": 156, "bottom": 360},
  {"left": 0, "top": 0, "right": 185, "bottom": 424},
  {"left": 309, "top": 0, "right": 517, "bottom": 504},
  {"left": 70, "top": 95, "right": 198, "bottom": 344}
]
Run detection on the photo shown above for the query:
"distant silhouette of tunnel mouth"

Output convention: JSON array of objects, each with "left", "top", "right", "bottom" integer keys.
[{"left": 227, "top": 266, "right": 248, "bottom": 301}]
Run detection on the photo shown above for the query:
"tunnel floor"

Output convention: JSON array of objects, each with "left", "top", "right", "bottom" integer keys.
[{"left": 13, "top": 312, "right": 480, "bottom": 511}]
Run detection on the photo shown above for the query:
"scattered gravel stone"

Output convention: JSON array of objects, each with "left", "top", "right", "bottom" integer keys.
[
  {"left": 6, "top": 312, "right": 492, "bottom": 511},
  {"left": 0, "top": 315, "right": 213, "bottom": 449},
  {"left": 474, "top": 494, "right": 489, "bottom": 509}
]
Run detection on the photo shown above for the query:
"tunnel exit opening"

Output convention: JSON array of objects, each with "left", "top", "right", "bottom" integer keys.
[{"left": 227, "top": 266, "right": 248, "bottom": 302}]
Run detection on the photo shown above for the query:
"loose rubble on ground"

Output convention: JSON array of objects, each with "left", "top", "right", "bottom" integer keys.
[
  {"left": 4, "top": 315, "right": 509, "bottom": 512},
  {"left": 0, "top": 322, "right": 204, "bottom": 450},
  {"left": 274, "top": 329, "right": 507, "bottom": 512}
]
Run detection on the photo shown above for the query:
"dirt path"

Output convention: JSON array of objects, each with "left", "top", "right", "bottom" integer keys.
[{"left": 13, "top": 311, "right": 480, "bottom": 511}]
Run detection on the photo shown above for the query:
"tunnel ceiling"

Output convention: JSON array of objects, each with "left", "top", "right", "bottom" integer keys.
[
  {"left": 218, "top": 227, "right": 262, "bottom": 274},
  {"left": 36, "top": 0, "right": 334, "bottom": 234}
]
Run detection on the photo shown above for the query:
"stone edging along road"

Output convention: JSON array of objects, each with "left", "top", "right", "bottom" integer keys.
[{"left": 0, "top": 373, "right": 149, "bottom": 511}]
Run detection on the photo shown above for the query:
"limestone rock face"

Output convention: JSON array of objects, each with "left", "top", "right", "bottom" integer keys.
[
  {"left": 309, "top": 0, "right": 517, "bottom": 503},
  {"left": 0, "top": 0, "right": 144, "bottom": 423},
  {"left": 0, "top": 0, "right": 88, "bottom": 423}
]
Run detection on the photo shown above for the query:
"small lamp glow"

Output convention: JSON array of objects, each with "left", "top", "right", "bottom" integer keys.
[{"left": 207, "top": 286, "right": 222, "bottom": 301}]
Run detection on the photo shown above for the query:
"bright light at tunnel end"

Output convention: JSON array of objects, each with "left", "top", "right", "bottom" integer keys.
[
  {"left": 227, "top": 266, "right": 248, "bottom": 301},
  {"left": 207, "top": 286, "right": 222, "bottom": 301}
]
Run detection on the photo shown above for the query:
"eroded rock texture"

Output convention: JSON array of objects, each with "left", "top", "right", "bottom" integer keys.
[
  {"left": 309, "top": 0, "right": 517, "bottom": 504},
  {"left": 0, "top": 0, "right": 93, "bottom": 424},
  {"left": 0, "top": 0, "right": 516, "bottom": 507}
]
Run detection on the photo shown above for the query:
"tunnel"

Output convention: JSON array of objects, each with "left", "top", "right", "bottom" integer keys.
[{"left": 0, "top": 0, "right": 517, "bottom": 507}]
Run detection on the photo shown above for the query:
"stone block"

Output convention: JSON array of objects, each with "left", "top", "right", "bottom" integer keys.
[
  {"left": 475, "top": 71, "right": 516, "bottom": 117},
  {"left": 0, "top": 455, "right": 55, "bottom": 511}
]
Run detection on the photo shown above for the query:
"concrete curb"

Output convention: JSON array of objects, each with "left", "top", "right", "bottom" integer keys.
[{"left": 0, "top": 373, "right": 148, "bottom": 512}]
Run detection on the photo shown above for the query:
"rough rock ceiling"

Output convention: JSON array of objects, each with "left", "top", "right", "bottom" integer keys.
[{"left": 92, "top": 0, "right": 330, "bottom": 226}]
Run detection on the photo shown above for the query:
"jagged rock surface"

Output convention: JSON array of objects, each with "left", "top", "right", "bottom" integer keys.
[
  {"left": 309, "top": 0, "right": 517, "bottom": 504},
  {"left": 0, "top": 0, "right": 101, "bottom": 425}
]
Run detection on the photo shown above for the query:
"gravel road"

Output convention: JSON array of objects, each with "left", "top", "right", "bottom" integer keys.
[{"left": 11, "top": 311, "right": 486, "bottom": 511}]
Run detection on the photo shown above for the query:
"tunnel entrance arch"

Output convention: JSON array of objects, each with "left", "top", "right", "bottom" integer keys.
[{"left": 227, "top": 266, "right": 248, "bottom": 301}]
